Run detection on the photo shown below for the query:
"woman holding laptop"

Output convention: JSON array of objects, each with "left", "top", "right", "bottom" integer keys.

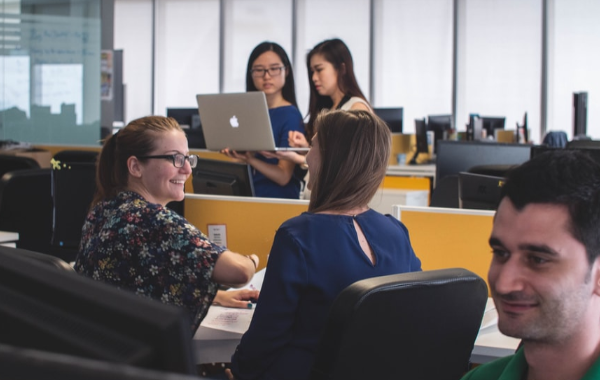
[
  {"left": 226, "top": 110, "right": 421, "bottom": 380},
  {"left": 221, "top": 42, "right": 305, "bottom": 199}
]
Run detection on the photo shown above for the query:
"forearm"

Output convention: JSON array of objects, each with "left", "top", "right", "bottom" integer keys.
[
  {"left": 247, "top": 158, "right": 294, "bottom": 186},
  {"left": 212, "top": 251, "right": 258, "bottom": 288}
]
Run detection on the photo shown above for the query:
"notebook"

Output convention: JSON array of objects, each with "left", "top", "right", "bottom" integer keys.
[{"left": 196, "top": 92, "right": 309, "bottom": 152}]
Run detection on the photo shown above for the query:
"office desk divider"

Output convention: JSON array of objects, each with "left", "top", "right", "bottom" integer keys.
[
  {"left": 393, "top": 205, "right": 494, "bottom": 293},
  {"left": 184, "top": 194, "right": 309, "bottom": 268}
]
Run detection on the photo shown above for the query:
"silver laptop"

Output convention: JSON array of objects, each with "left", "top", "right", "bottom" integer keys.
[{"left": 196, "top": 92, "right": 309, "bottom": 152}]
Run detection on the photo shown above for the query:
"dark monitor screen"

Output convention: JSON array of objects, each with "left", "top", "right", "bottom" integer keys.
[
  {"left": 409, "top": 118, "right": 429, "bottom": 165},
  {"left": 192, "top": 158, "right": 255, "bottom": 197},
  {"left": 436, "top": 140, "right": 531, "bottom": 183},
  {"left": 480, "top": 116, "right": 506, "bottom": 138},
  {"left": 458, "top": 172, "right": 505, "bottom": 210},
  {"left": 427, "top": 114, "right": 452, "bottom": 150},
  {"left": 166, "top": 108, "right": 206, "bottom": 149},
  {"left": 51, "top": 162, "right": 96, "bottom": 249},
  {"left": 0, "top": 246, "right": 197, "bottom": 375},
  {"left": 373, "top": 108, "right": 403, "bottom": 133}
]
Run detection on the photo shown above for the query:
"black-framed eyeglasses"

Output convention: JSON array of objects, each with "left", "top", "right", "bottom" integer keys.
[
  {"left": 137, "top": 153, "right": 198, "bottom": 168},
  {"left": 250, "top": 66, "right": 285, "bottom": 78}
]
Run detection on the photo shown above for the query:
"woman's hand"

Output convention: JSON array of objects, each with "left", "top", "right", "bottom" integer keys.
[
  {"left": 225, "top": 368, "right": 235, "bottom": 380},
  {"left": 220, "top": 148, "right": 253, "bottom": 162},
  {"left": 213, "top": 289, "right": 260, "bottom": 309},
  {"left": 288, "top": 131, "right": 309, "bottom": 148}
]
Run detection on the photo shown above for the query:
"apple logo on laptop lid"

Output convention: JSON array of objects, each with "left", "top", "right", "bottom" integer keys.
[{"left": 230, "top": 115, "right": 239, "bottom": 128}]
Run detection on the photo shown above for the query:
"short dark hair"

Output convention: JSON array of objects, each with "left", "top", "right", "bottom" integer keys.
[
  {"left": 245, "top": 41, "right": 298, "bottom": 108},
  {"left": 501, "top": 149, "right": 600, "bottom": 263},
  {"left": 309, "top": 110, "right": 390, "bottom": 213}
]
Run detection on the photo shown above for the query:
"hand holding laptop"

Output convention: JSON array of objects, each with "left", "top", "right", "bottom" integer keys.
[{"left": 221, "top": 148, "right": 251, "bottom": 162}]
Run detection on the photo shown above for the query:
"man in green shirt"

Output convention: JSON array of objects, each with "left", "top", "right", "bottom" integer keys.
[{"left": 462, "top": 149, "right": 600, "bottom": 380}]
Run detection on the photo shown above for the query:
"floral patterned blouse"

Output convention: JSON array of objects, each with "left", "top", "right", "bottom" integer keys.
[{"left": 74, "top": 191, "right": 225, "bottom": 332}]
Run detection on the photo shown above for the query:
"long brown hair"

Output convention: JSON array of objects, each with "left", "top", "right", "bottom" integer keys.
[
  {"left": 305, "top": 39, "right": 370, "bottom": 141},
  {"left": 309, "top": 110, "right": 390, "bottom": 213},
  {"left": 93, "top": 116, "right": 183, "bottom": 206}
]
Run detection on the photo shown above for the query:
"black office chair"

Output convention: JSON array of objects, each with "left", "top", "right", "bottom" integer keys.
[
  {"left": 0, "top": 245, "right": 73, "bottom": 272},
  {"left": 0, "top": 169, "right": 53, "bottom": 255},
  {"left": 310, "top": 268, "right": 488, "bottom": 380},
  {"left": 53, "top": 150, "right": 99, "bottom": 164},
  {"left": 468, "top": 164, "right": 518, "bottom": 178},
  {"left": 51, "top": 162, "right": 97, "bottom": 262},
  {"left": 0, "top": 155, "right": 40, "bottom": 179}
]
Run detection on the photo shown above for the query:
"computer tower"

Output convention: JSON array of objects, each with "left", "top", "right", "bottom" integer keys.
[{"left": 573, "top": 92, "right": 588, "bottom": 138}]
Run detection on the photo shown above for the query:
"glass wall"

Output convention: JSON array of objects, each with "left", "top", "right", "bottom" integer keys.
[
  {"left": 0, "top": 0, "right": 101, "bottom": 145},
  {"left": 456, "top": 0, "right": 542, "bottom": 142},
  {"left": 373, "top": 0, "right": 453, "bottom": 134},
  {"left": 549, "top": 0, "right": 600, "bottom": 139},
  {"left": 113, "top": 0, "right": 600, "bottom": 143}
]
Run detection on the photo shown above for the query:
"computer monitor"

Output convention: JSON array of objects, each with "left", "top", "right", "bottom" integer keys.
[
  {"left": 573, "top": 92, "right": 588, "bottom": 138},
  {"left": 458, "top": 172, "right": 505, "bottom": 210},
  {"left": 409, "top": 119, "right": 429, "bottom": 165},
  {"left": 435, "top": 140, "right": 531, "bottom": 184},
  {"left": 479, "top": 116, "right": 505, "bottom": 138},
  {"left": 0, "top": 246, "right": 197, "bottom": 375},
  {"left": 166, "top": 108, "right": 206, "bottom": 149},
  {"left": 427, "top": 114, "right": 452, "bottom": 151},
  {"left": 192, "top": 158, "right": 255, "bottom": 197},
  {"left": 373, "top": 107, "right": 403, "bottom": 133}
]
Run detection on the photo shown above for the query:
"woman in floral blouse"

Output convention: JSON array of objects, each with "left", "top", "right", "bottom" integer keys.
[{"left": 75, "top": 116, "right": 259, "bottom": 332}]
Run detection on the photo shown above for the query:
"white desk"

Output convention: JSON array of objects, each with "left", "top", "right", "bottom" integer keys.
[
  {"left": 0, "top": 231, "right": 19, "bottom": 248},
  {"left": 386, "top": 164, "right": 436, "bottom": 189},
  {"left": 193, "top": 298, "right": 520, "bottom": 365},
  {"left": 386, "top": 164, "right": 436, "bottom": 178}
]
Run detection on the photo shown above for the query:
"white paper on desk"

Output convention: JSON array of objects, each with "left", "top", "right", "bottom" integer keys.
[
  {"left": 201, "top": 306, "right": 254, "bottom": 335},
  {"left": 230, "top": 267, "right": 265, "bottom": 291}
]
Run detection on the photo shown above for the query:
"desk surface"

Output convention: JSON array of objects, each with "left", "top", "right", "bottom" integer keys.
[
  {"left": 193, "top": 298, "right": 520, "bottom": 365},
  {"left": 387, "top": 164, "right": 436, "bottom": 177},
  {"left": 0, "top": 231, "right": 18, "bottom": 242}
]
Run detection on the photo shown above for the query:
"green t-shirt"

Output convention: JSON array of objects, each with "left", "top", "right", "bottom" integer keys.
[{"left": 462, "top": 347, "right": 600, "bottom": 380}]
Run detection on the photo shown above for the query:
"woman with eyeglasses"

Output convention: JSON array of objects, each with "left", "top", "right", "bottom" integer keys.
[
  {"left": 221, "top": 41, "right": 305, "bottom": 199},
  {"left": 75, "top": 116, "right": 260, "bottom": 333}
]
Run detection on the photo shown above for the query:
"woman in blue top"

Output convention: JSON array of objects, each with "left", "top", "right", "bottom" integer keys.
[
  {"left": 222, "top": 42, "right": 305, "bottom": 199},
  {"left": 227, "top": 110, "right": 422, "bottom": 380}
]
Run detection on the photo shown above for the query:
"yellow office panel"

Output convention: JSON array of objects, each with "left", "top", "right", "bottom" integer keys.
[
  {"left": 185, "top": 197, "right": 308, "bottom": 269},
  {"left": 400, "top": 210, "right": 494, "bottom": 292}
]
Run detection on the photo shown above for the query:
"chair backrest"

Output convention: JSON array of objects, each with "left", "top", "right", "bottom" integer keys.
[
  {"left": 0, "top": 245, "right": 73, "bottom": 272},
  {"left": 310, "top": 268, "right": 488, "bottom": 380},
  {"left": 51, "top": 162, "right": 96, "bottom": 261},
  {"left": 52, "top": 150, "right": 99, "bottom": 164},
  {"left": 0, "top": 155, "right": 40, "bottom": 179},
  {"left": 0, "top": 169, "right": 53, "bottom": 255}
]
